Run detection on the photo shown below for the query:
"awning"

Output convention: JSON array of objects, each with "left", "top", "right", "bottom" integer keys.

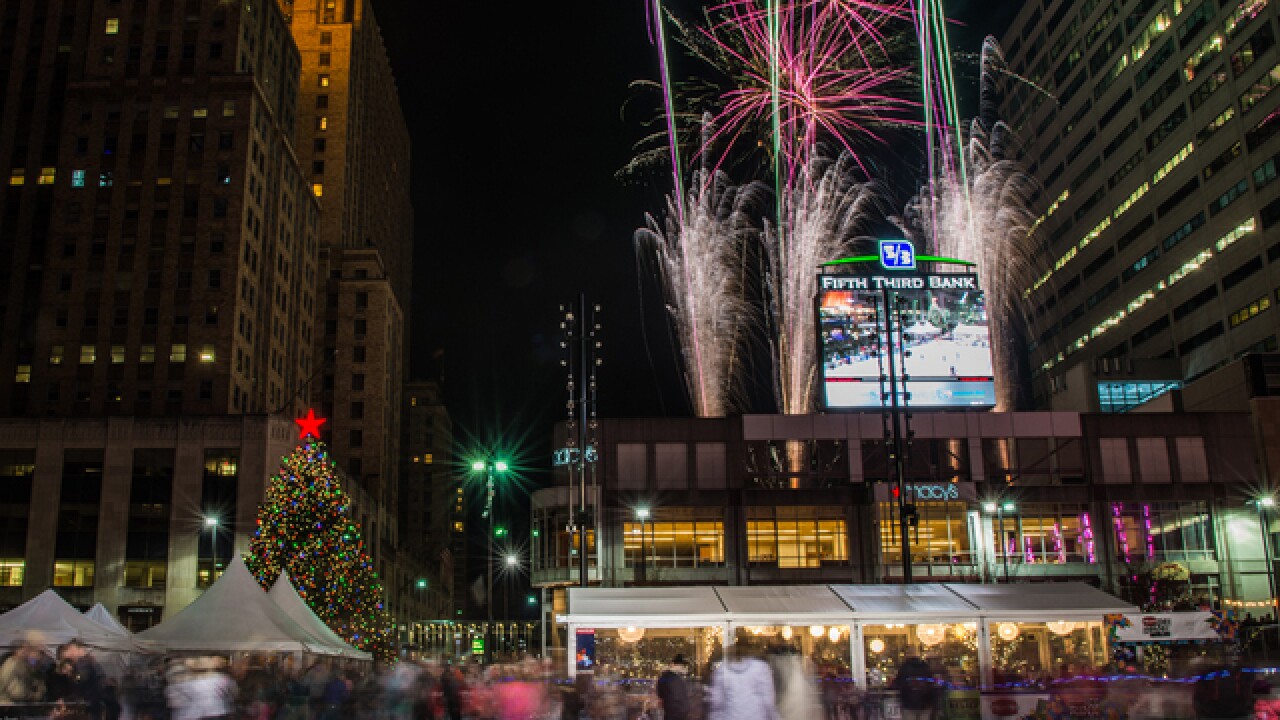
[
  {"left": 945, "top": 583, "right": 1136, "bottom": 620},
  {"left": 565, "top": 586, "right": 725, "bottom": 627},
  {"left": 832, "top": 584, "right": 976, "bottom": 622},
  {"left": 717, "top": 586, "right": 850, "bottom": 624},
  {"left": 562, "top": 583, "right": 1133, "bottom": 627}
]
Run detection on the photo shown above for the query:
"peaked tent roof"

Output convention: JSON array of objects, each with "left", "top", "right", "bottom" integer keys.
[
  {"left": 0, "top": 590, "right": 138, "bottom": 653},
  {"left": 268, "top": 571, "right": 371, "bottom": 660},
  {"left": 84, "top": 604, "right": 130, "bottom": 636},
  {"left": 137, "top": 555, "right": 342, "bottom": 655}
]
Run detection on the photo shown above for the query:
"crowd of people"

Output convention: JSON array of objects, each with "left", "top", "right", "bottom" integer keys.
[{"left": 3, "top": 629, "right": 1280, "bottom": 720}]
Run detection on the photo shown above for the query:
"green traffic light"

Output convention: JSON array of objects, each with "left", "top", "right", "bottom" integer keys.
[
  {"left": 495, "top": 527, "right": 507, "bottom": 537},
  {"left": 416, "top": 578, "right": 427, "bottom": 589},
  {"left": 532, "top": 529, "right": 540, "bottom": 538}
]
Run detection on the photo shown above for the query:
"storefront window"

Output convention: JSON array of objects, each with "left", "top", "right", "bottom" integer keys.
[
  {"left": 733, "top": 625, "right": 852, "bottom": 677},
  {"left": 623, "top": 507, "right": 723, "bottom": 568},
  {"left": 863, "top": 623, "right": 980, "bottom": 688},
  {"left": 590, "top": 626, "right": 723, "bottom": 681},
  {"left": 1109, "top": 502, "right": 1216, "bottom": 564},
  {"left": 989, "top": 621, "right": 1106, "bottom": 684},
  {"left": 747, "top": 507, "right": 847, "bottom": 567},
  {"left": 996, "top": 504, "right": 1096, "bottom": 564},
  {"left": 878, "top": 501, "right": 975, "bottom": 569}
]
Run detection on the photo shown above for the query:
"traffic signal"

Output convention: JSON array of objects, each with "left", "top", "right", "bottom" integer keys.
[{"left": 495, "top": 526, "right": 508, "bottom": 537}]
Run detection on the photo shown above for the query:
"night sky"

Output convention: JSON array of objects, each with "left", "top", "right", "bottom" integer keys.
[{"left": 371, "top": 0, "right": 1021, "bottom": 602}]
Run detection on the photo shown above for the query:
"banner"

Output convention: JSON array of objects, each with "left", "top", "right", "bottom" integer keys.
[{"left": 1109, "top": 612, "right": 1219, "bottom": 642}]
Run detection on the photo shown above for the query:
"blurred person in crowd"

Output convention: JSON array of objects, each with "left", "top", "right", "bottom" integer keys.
[
  {"left": 767, "top": 644, "right": 819, "bottom": 720},
  {"left": 560, "top": 672, "right": 590, "bottom": 720},
  {"left": 493, "top": 660, "right": 546, "bottom": 720},
  {"left": 0, "top": 631, "right": 47, "bottom": 705},
  {"left": 318, "top": 668, "right": 351, "bottom": 720},
  {"left": 1193, "top": 665, "right": 1255, "bottom": 720},
  {"left": 48, "top": 640, "right": 110, "bottom": 719},
  {"left": 657, "top": 654, "right": 692, "bottom": 720},
  {"left": 439, "top": 661, "right": 465, "bottom": 720},
  {"left": 892, "top": 657, "right": 940, "bottom": 720},
  {"left": 166, "top": 656, "right": 236, "bottom": 720},
  {"left": 708, "top": 640, "right": 777, "bottom": 720}
]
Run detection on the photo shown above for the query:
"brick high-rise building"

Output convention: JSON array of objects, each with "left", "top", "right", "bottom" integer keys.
[{"left": 275, "top": 0, "right": 414, "bottom": 590}]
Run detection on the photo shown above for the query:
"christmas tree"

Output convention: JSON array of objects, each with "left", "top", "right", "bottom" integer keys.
[{"left": 246, "top": 409, "right": 395, "bottom": 662}]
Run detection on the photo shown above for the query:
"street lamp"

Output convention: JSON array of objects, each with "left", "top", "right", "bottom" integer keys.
[
  {"left": 984, "top": 501, "right": 1016, "bottom": 582},
  {"left": 470, "top": 456, "right": 510, "bottom": 662},
  {"left": 1255, "top": 496, "right": 1278, "bottom": 624},
  {"left": 203, "top": 516, "right": 221, "bottom": 586},
  {"left": 636, "top": 507, "right": 650, "bottom": 584}
]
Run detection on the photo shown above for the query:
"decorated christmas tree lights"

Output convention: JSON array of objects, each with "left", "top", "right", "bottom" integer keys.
[{"left": 246, "top": 410, "right": 395, "bottom": 662}]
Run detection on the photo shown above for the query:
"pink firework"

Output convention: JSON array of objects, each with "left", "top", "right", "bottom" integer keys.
[{"left": 695, "top": 0, "right": 917, "bottom": 180}]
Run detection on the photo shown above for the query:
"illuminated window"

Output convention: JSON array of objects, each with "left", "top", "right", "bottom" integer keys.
[
  {"left": 318, "top": 73, "right": 330, "bottom": 87},
  {"left": 8, "top": 169, "right": 23, "bottom": 186},
  {"left": 625, "top": 513, "right": 725, "bottom": 568},
  {"left": 99, "top": 171, "right": 113, "bottom": 187},
  {"left": 14, "top": 365, "right": 30, "bottom": 383},
  {"left": 312, "top": 183, "right": 323, "bottom": 197},
  {"left": 111, "top": 345, "right": 125, "bottom": 364},
  {"left": 49, "top": 345, "right": 64, "bottom": 365},
  {"left": 123, "top": 561, "right": 167, "bottom": 588},
  {"left": 71, "top": 170, "right": 85, "bottom": 188},
  {"left": 993, "top": 503, "right": 1097, "bottom": 564},
  {"left": 53, "top": 560, "right": 95, "bottom": 587},
  {"left": 1230, "top": 294, "right": 1271, "bottom": 326},
  {"left": 170, "top": 343, "right": 186, "bottom": 362},
  {"left": 222, "top": 101, "right": 235, "bottom": 117},
  {"left": 79, "top": 345, "right": 96, "bottom": 364},
  {"left": 164, "top": 106, "right": 179, "bottom": 119},
  {"left": 0, "top": 561, "right": 23, "bottom": 587},
  {"left": 199, "top": 345, "right": 216, "bottom": 363},
  {"left": 37, "top": 168, "right": 55, "bottom": 185},
  {"left": 317, "top": 116, "right": 328, "bottom": 131},
  {"left": 140, "top": 344, "right": 155, "bottom": 363},
  {"left": 105, "top": 18, "right": 119, "bottom": 34},
  {"left": 1098, "top": 381, "right": 1183, "bottom": 413},
  {"left": 1240, "top": 62, "right": 1280, "bottom": 113},
  {"left": 453, "top": 521, "right": 465, "bottom": 532},
  {"left": 203, "top": 456, "right": 238, "bottom": 476},
  {"left": 193, "top": 107, "right": 208, "bottom": 118},
  {"left": 748, "top": 507, "right": 846, "bottom": 568}
]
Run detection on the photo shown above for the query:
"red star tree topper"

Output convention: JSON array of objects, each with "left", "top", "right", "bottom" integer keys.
[{"left": 294, "top": 408, "right": 327, "bottom": 439}]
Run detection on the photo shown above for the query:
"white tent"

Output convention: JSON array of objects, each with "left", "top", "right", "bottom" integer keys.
[
  {"left": 84, "top": 603, "right": 129, "bottom": 636},
  {"left": 0, "top": 590, "right": 137, "bottom": 654},
  {"left": 138, "top": 555, "right": 341, "bottom": 655},
  {"left": 268, "top": 571, "right": 372, "bottom": 660}
]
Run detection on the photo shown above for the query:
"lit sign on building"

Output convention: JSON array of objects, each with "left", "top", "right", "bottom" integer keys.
[
  {"left": 880, "top": 239, "right": 917, "bottom": 270},
  {"left": 552, "top": 446, "right": 598, "bottom": 467}
]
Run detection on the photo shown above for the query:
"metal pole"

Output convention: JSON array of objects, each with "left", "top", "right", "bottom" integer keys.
[
  {"left": 883, "top": 290, "right": 912, "bottom": 583},
  {"left": 487, "top": 464, "right": 495, "bottom": 663},
  {"left": 540, "top": 586, "right": 547, "bottom": 658},
  {"left": 1260, "top": 504, "right": 1277, "bottom": 625},
  {"left": 999, "top": 507, "right": 1010, "bottom": 582}
]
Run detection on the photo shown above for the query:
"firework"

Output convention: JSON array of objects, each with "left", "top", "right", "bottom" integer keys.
[
  {"left": 684, "top": 0, "right": 916, "bottom": 180},
  {"left": 636, "top": 161, "right": 768, "bottom": 417},
  {"left": 766, "top": 152, "right": 883, "bottom": 414},
  {"left": 902, "top": 41, "right": 1046, "bottom": 409}
]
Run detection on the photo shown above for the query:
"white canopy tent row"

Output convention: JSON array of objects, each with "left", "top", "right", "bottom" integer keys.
[
  {"left": 559, "top": 582, "right": 1138, "bottom": 686},
  {"left": 0, "top": 590, "right": 145, "bottom": 679},
  {"left": 136, "top": 555, "right": 371, "bottom": 660}
]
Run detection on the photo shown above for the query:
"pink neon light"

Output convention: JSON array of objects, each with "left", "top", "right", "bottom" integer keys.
[
  {"left": 1112, "top": 503, "right": 1130, "bottom": 564},
  {"left": 1081, "top": 512, "right": 1096, "bottom": 564},
  {"left": 1053, "top": 522, "right": 1066, "bottom": 564},
  {"left": 1143, "top": 504, "right": 1155, "bottom": 560}
]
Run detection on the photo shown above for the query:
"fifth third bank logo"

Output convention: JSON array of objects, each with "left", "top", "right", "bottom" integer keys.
[{"left": 880, "top": 240, "right": 916, "bottom": 270}]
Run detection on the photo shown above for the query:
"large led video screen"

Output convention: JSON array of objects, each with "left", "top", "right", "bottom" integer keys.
[{"left": 819, "top": 275, "right": 996, "bottom": 409}]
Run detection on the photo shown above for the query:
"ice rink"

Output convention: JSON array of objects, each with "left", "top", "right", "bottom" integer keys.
[{"left": 826, "top": 338, "right": 993, "bottom": 379}]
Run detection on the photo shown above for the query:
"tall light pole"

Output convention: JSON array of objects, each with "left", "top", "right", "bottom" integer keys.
[
  {"left": 1256, "top": 496, "right": 1278, "bottom": 624},
  {"left": 204, "top": 516, "right": 220, "bottom": 586},
  {"left": 636, "top": 507, "right": 650, "bottom": 584},
  {"left": 504, "top": 554, "right": 518, "bottom": 657},
  {"left": 471, "top": 457, "right": 509, "bottom": 662},
  {"left": 984, "top": 501, "right": 1015, "bottom": 582}
]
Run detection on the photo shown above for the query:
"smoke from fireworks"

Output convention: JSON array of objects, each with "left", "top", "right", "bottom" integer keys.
[
  {"left": 767, "top": 153, "right": 882, "bottom": 414},
  {"left": 637, "top": 159, "right": 768, "bottom": 416}
]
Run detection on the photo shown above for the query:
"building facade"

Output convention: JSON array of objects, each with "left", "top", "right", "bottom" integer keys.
[
  {"left": 401, "top": 380, "right": 464, "bottom": 619},
  {"left": 996, "top": 0, "right": 1280, "bottom": 411},
  {"left": 532, "top": 411, "right": 1277, "bottom": 631},
  {"left": 275, "top": 0, "right": 414, "bottom": 593}
]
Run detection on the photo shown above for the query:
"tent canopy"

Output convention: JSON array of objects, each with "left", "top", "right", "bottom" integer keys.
[
  {"left": 566, "top": 586, "right": 725, "bottom": 626},
  {"left": 84, "top": 604, "right": 129, "bottom": 636},
  {"left": 268, "top": 571, "right": 371, "bottom": 660},
  {"left": 562, "top": 583, "right": 1135, "bottom": 627},
  {"left": 138, "top": 555, "right": 342, "bottom": 655},
  {"left": 718, "top": 585, "right": 849, "bottom": 623},
  {"left": 0, "top": 590, "right": 137, "bottom": 653}
]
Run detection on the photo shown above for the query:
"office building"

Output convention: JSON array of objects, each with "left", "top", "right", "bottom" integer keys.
[
  {"left": 276, "top": 0, "right": 412, "bottom": 560},
  {"left": 996, "top": 0, "right": 1280, "bottom": 411},
  {"left": 402, "top": 380, "right": 464, "bottom": 618}
]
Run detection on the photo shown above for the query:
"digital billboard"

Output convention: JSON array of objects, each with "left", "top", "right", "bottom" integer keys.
[{"left": 819, "top": 273, "right": 996, "bottom": 409}]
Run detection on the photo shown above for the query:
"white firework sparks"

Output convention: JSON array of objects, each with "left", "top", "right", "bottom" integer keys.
[
  {"left": 637, "top": 168, "right": 768, "bottom": 417},
  {"left": 766, "top": 152, "right": 883, "bottom": 414}
]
